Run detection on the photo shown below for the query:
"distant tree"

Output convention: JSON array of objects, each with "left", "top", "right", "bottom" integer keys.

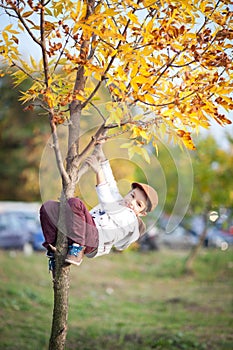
[
  {"left": 185, "top": 134, "right": 233, "bottom": 273},
  {"left": 0, "top": 75, "right": 49, "bottom": 201},
  {"left": 0, "top": 1, "right": 232, "bottom": 349}
]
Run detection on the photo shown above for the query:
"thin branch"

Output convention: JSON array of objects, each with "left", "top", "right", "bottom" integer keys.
[
  {"left": 170, "top": 60, "right": 196, "bottom": 68},
  {"left": 11, "top": 60, "right": 44, "bottom": 83},
  {"left": 53, "top": 32, "right": 70, "bottom": 74},
  {"left": 77, "top": 123, "right": 106, "bottom": 160},
  {"left": 12, "top": 5, "right": 41, "bottom": 46},
  {"left": 44, "top": 0, "right": 52, "bottom": 5},
  {"left": 32, "top": 101, "right": 50, "bottom": 112},
  {"left": 90, "top": 102, "right": 106, "bottom": 121},
  {"left": 73, "top": 124, "right": 131, "bottom": 184},
  {"left": 49, "top": 113, "right": 70, "bottom": 185},
  {"left": 87, "top": 33, "right": 97, "bottom": 60},
  {"left": 136, "top": 89, "right": 198, "bottom": 108},
  {"left": 40, "top": 1, "right": 50, "bottom": 87}
]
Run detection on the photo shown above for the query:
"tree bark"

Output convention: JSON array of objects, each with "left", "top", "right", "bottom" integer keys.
[
  {"left": 49, "top": 263, "right": 70, "bottom": 350},
  {"left": 48, "top": 192, "right": 70, "bottom": 350}
]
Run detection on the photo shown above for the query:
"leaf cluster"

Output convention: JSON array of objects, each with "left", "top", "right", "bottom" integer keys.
[{"left": 0, "top": 0, "right": 232, "bottom": 161}]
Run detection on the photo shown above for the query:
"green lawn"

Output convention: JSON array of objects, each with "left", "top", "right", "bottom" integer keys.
[{"left": 0, "top": 248, "right": 232, "bottom": 350}]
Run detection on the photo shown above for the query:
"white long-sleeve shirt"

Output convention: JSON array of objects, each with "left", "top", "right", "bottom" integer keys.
[{"left": 89, "top": 160, "right": 144, "bottom": 257}]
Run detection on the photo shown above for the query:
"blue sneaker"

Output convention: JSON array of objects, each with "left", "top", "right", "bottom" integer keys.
[{"left": 65, "top": 243, "right": 85, "bottom": 266}]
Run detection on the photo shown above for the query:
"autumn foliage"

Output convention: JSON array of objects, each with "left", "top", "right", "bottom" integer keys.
[{"left": 1, "top": 0, "right": 232, "bottom": 158}]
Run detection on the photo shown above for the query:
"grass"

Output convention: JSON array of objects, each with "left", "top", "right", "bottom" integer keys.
[{"left": 0, "top": 248, "right": 232, "bottom": 350}]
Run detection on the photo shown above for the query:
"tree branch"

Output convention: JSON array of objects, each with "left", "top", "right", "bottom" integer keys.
[
  {"left": 49, "top": 113, "right": 70, "bottom": 186},
  {"left": 90, "top": 102, "right": 106, "bottom": 121},
  {"left": 11, "top": 60, "right": 44, "bottom": 83},
  {"left": 40, "top": 1, "right": 50, "bottom": 87},
  {"left": 12, "top": 4, "right": 41, "bottom": 46}
]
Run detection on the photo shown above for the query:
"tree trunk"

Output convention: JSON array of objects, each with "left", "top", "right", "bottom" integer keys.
[
  {"left": 184, "top": 213, "right": 208, "bottom": 274},
  {"left": 49, "top": 262, "right": 70, "bottom": 350},
  {"left": 49, "top": 193, "right": 70, "bottom": 350},
  {"left": 48, "top": 3, "right": 96, "bottom": 347}
]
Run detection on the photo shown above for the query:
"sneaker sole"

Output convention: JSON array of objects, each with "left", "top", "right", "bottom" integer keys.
[{"left": 65, "top": 258, "right": 83, "bottom": 266}]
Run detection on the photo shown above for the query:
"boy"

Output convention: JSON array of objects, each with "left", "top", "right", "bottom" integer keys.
[{"left": 40, "top": 144, "right": 158, "bottom": 276}]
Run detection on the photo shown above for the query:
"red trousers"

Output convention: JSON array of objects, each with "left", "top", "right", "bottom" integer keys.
[{"left": 40, "top": 198, "right": 99, "bottom": 255}]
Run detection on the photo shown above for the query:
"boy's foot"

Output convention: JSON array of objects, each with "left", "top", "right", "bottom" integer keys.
[
  {"left": 48, "top": 244, "right": 56, "bottom": 252},
  {"left": 65, "top": 243, "right": 85, "bottom": 266},
  {"left": 46, "top": 250, "right": 55, "bottom": 279}
]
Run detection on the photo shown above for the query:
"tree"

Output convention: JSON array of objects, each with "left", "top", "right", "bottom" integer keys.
[
  {"left": 0, "top": 0, "right": 232, "bottom": 348},
  {"left": 184, "top": 134, "right": 233, "bottom": 272},
  {"left": 0, "top": 75, "right": 50, "bottom": 200}
]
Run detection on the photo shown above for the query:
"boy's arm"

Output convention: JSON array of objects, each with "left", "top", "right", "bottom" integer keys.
[
  {"left": 85, "top": 155, "right": 105, "bottom": 185},
  {"left": 85, "top": 155, "right": 114, "bottom": 203},
  {"left": 95, "top": 144, "right": 122, "bottom": 201}
]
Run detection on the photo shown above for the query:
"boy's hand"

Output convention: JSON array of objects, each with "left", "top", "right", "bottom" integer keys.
[
  {"left": 92, "top": 129, "right": 107, "bottom": 161},
  {"left": 85, "top": 155, "right": 101, "bottom": 174},
  {"left": 94, "top": 144, "right": 106, "bottom": 162}
]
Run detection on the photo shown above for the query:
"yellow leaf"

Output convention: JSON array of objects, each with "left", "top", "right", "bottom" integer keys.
[
  {"left": 93, "top": 71, "right": 102, "bottom": 81},
  {"left": 4, "top": 24, "right": 13, "bottom": 31},
  {"left": 131, "top": 79, "right": 139, "bottom": 92},
  {"left": 163, "top": 109, "right": 173, "bottom": 117},
  {"left": 152, "top": 141, "right": 159, "bottom": 156},
  {"left": 22, "top": 11, "right": 34, "bottom": 18},
  {"left": 140, "top": 147, "right": 151, "bottom": 163},
  {"left": 127, "top": 11, "right": 140, "bottom": 25},
  {"left": 80, "top": 3, "right": 87, "bottom": 21},
  {"left": 44, "top": 21, "right": 55, "bottom": 32},
  {"left": 74, "top": 93, "right": 86, "bottom": 102},
  {"left": 44, "top": 89, "right": 55, "bottom": 108},
  {"left": 144, "top": 94, "right": 155, "bottom": 104},
  {"left": 130, "top": 64, "right": 139, "bottom": 78},
  {"left": 171, "top": 43, "right": 185, "bottom": 51},
  {"left": 2, "top": 31, "right": 9, "bottom": 43},
  {"left": 139, "top": 129, "right": 150, "bottom": 141},
  {"left": 30, "top": 56, "right": 37, "bottom": 70}
]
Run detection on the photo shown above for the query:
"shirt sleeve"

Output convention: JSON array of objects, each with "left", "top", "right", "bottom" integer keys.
[{"left": 95, "top": 160, "right": 122, "bottom": 208}]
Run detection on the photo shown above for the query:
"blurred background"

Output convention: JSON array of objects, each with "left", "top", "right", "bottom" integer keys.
[{"left": 0, "top": 74, "right": 233, "bottom": 255}]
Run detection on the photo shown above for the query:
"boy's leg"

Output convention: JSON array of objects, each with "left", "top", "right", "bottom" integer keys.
[
  {"left": 66, "top": 197, "right": 99, "bottom": 250},
  {"left": 40, "top": 198, "right": 98, "bottom": 268},
  {"left": 40, "top": 201, "right": 60, "bottom": 278},
  {"left": 40, "top": 200, "right": 60, "bottom": 250},
  {"left": 64, "top": 198, "right": 99, "bottom": 266}
]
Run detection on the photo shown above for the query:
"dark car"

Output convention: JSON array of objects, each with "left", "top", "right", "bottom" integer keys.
[
  {"left": 0, "top": 212, "right": 32, "bottom": 252},
  {"left": 6, "top": 211, "right": 45, "bottom": 251}
]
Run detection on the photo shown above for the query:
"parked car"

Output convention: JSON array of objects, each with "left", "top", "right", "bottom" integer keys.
[
  {"left": 206, "top": 227, "right": 233, "bottom": 251},
  {"left": 32, "top": 227, "right": 45, "bottom": 251},
  {"left": 9, "top": 211, "right": 45, "bottom": 251},
  {"left": 0, "top": 212, "right": 32, "bottom": 252},
  {"left": 156, "top": 225, "right": 199, "bottom": 250},
  {"left": 0, "top": 211, "right": 45, "bottom": 252}
]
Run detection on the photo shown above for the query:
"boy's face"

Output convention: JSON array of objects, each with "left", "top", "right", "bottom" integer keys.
[{"left": 123, "top": 187, "right": 147, "bottom": 216}]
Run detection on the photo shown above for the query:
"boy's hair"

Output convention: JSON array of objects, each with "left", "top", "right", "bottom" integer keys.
[{"left": 131, "top": 182, "right": 158, "bottom": 212}]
